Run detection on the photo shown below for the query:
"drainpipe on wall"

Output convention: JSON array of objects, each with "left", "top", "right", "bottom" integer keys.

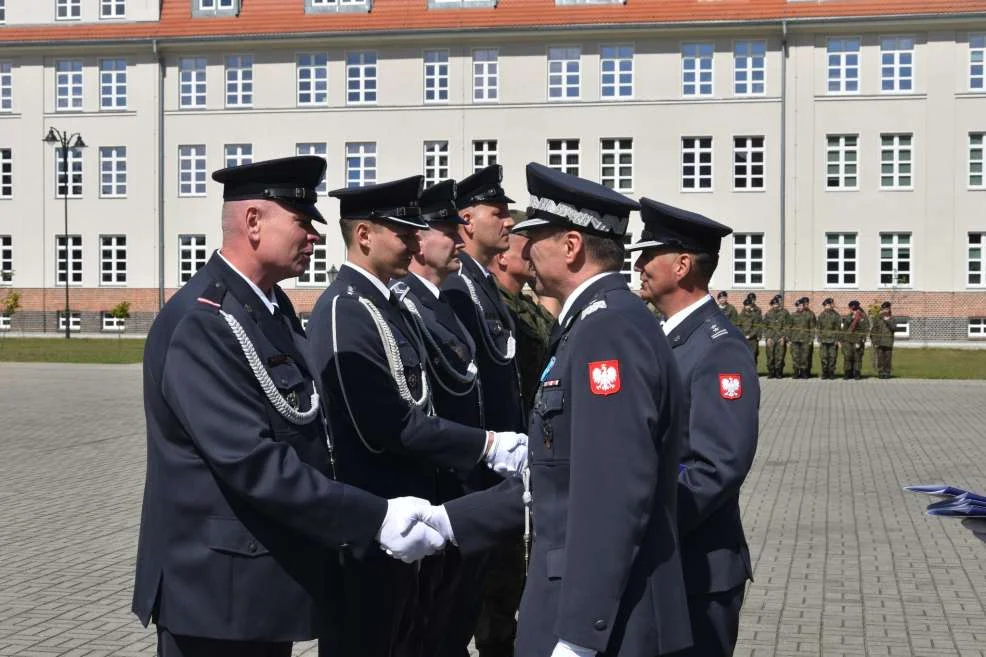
[
  {"left": 153, "top": 39, "right": 165, "bottom": 311},
  {"left": 779, "top": 20, "right": 788, "bottom": 298}
]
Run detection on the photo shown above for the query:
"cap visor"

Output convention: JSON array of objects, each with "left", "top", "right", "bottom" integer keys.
[
  {"left": 424, "top": 213, "right": 467, "bottom": 225},
  {"left": 624, "top": 239, "right": 668, "bottom": 252},
  {"left": 281, "top": 201, "right": 327, "bottom": 224},
  {"left": 511, "top": 217, "right": 552, "bottom": 233},
  {"left": 381, "top": 216, "right": 430, "bottom": 230}
]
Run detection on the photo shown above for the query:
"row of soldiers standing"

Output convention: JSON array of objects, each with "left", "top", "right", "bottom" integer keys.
[{"left": 720, "top": 293, "right": 897, "bottom": 380}]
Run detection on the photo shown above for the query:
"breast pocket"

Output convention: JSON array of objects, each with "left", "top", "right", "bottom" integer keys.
[
  {"left": 395, "top": 337, "right": 424, "bottom": 400},
  {"left": 532, "top": 387, "right": 567, "bottom": 461},
  {"left": 264, "top": 361, "right": 313, "bottom": 440}
]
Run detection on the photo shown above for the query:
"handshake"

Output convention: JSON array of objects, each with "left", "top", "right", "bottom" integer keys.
[{"left": 376, "top": 431, "right": 526, "bottom": 562}]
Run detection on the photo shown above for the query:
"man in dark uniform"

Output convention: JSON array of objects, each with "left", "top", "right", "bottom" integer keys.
[
  {"left": 817, "top": 298, "right": 842, "bottom": 379},
  {"left": 630, "top": 199, "right": 760, "bottom": 657},
  {"left": 133, "top": 157, "right": 446, "bottom": 657},
  {"left": 716, "top": 291, "right": 739, "bottom": 324},
  {"left": 871, "top": 301, "right": 895, "bottom": 379},
  {"left": 306, "top": 175, "right": 527, "bottom": 657}
]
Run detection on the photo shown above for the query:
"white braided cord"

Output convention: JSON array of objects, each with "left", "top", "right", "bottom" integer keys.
[
  {"left": 399, "top": 295, "right": 479, "bottom": 397},
  {"left": 522, "top": 464, "right": 532, "bottom": 568},
  {"left": 457, "top": 270, "right": 516, "bottom": 365}
]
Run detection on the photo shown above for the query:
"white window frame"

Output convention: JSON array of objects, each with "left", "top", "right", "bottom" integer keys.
[
  {"left": 968, "top": 232, "right": 986, "bottom": 287},
  {"left": 472, "top": 48, "right": 498, "bottom": 103},
  {"left": 600, "top": 138, "right": 633, "bottom": 192},
  {"left": 0, "top": 235, "right": 12, "bottom": 285},
  {"left": 296, "top": 52, "right": 329, "bottom": 107},
  {"left": 0, "top": 61, "right": 12, "bottom": 112},
  {"left": 600, "top": 45, "right": 633, "bottom": 100},
  {"left": 0, "top": 148, "right": 10, "bottom": 199},
  {"left": 58, "top": 311, "right": 82, "bottom": 333},
  {"left": 472, "top": 140, "right": 498, "bottom": 172},
  {"left": 969, "top": 132, "right": 984, "bottom": 189},
  {"left": 55, "top": 147, "right": 84, "bottom": 199},
  {"left": 423, "top": 141, "right": 449, "bottom": 187},
  {"left": 681, "top": 42, "right": 714, "bottom": 97},
  {"left": 99, "top": 234, "right": 127, "bottom": 286},
  {"left": 100, "top": 0, "right": 126, "bottom": 19},
  {"left": 825, "top": 134, "right": 859, "bottom": 190},
  {"left": 297, "top": 236, "right": 329, "bottom": 286},
  {"left": 178, "top": 145, "right": 207, "bottom": 197},
  {"left": 56, "top": 0, "right": 81, "bottom": 21},
  {"left": 345, "top": 142, "right": 377, "bottom": 188},
  {"left": 971, "top": 34, "right": 985, "bottom": 91},
  {"left": 0, "top": 314, "right": 9, "bottom": 331},
  {"left": 308, "top": 0, "right": 371, "bottom": 10},
  {"left": 178, "top": 234, "right": 207, "bottom": 285},
  {"left": 681, "top": 136, "right": 713, "bottom": 191},
  {"left": 346, "top": 51, "right": 378, "bottom": 105},
  {"left": 825, "top": 232, "right": 858, "bottom": 288},
  {"left": 99, "top": 58, "right": 128, "bottom": 110},
  {"left": 970, "top": 318, "right": 986, "bottom": 337},
  {"left": 733, "top": 136, "right": 765, "bottom": 191},
  {"left": 880, "top": 36, "right": 915, "bottom": 93},
  {"left": 547, "top": 46, "right": 581, "bottom": 101},
  {"left": 102, "top": 313, "right": 126, "bottom": 332},
  {"left": 826, "top": 37, "right": 860, "bottom": 95},
  {"left": 99, "top": 146, "right": 127, "bottom": 198},
  {"left": 179, "top": 57, "right": 207, "bottom": 109},
  {"left": 880, "top": 133, "right": 913, "bottom": 190},
  {"left": 620, "top": 232, "right": 635, "bottom": 286},
  {"left": 224, "top": 55, "right": 254, "bottom": 108},
  {"left": 733, "top": 40, "right": 766, "bottom": 96},
  {"left": 879, "top": 232, "right": 912, "bottom": 288},
  {"left": 56, "top": 235, "right": 83, "bottom": 286},
  {"left": 424, "top": 49, "right": 450, "bottom": 103},
  {"left": 732, "top": 233, "right": 765, "bottom": 287},
  {"left": 197, "top": 0, "right": 237, "bottom": 12},
  {"left": 55, "top": 59, "right": 84, "bottom": 112},
  {"left": 224, "top": 143, "right": 253, "bottom": 169},
  {"left": 892, "top": 319, "right": 910, "bottom": 339},
  {"left": 547, "top": 139, "right": 580, "bottom": 176},
  {"left": 296, "top": 143, "right": 328, "bottom": 194}
]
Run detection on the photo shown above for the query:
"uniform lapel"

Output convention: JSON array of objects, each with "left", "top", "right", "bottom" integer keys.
[
  {"left": 461, "top": 253, "right": 516, "bottom": 333},
  {"left": 666, "top": 299, "right": 718, "bottom": 349}
]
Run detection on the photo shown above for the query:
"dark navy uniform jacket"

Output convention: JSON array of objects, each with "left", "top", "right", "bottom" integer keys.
[
  {"left": 512, "top": 273, "right": 693, "bottom": 657},
  {"left": 666, "top": 298, "right": 759, "bottom": 595},
  {"left": 133, "top": 253, "right": 386, "bottom": 642}
]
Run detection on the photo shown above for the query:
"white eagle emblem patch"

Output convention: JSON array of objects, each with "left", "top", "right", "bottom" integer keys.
[
  {"left": 719, "top": 373, "right": 742, "bottom": 400},
  {"left": 588, "top": 360, "right": 621, "bottom": 396}
]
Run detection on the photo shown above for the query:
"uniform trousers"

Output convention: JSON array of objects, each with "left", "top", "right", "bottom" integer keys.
[
  {"left": 157, "top": 628, "right": 291, "bottom": 657},
  {"left": 667, "top": 584, "right": 746, "bottom": 657}
]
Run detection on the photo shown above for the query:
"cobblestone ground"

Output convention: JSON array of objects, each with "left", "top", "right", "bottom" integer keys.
[{"left": 1, "top": 363, "right": 985, "bottom": 657}]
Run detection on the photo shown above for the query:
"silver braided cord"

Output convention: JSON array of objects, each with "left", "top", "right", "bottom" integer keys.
[
  {"left": 218, "top": 309, "right": 320, "bottom": 426},
  {"left": 357, "top": 296, "right": 431, "bottom": 411},
  {"left": 457, "top": 271, "right": 516, "bottom": 365},
  {"left": 399, "top": 295, "right": 479, "bottom": 397},
  {"left": 522, "top": 464, "right": 532, "bottom": 568}
]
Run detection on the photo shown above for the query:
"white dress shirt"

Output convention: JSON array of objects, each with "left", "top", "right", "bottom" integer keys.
[
  {"left": 661, "top": 294, "right": 714, "bottom": 335},
  {"left": 217, "top": 251, "right": 278, "bottom": 315},
  {"left": 343, "top": 261, "right": 393, "bottom": 301},
  {"left": 558, "top": 272, "right": 623, "bottom": 327}
]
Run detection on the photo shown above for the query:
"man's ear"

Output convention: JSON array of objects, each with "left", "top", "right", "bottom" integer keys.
[
  {"left": 459, "top": 210, "right": 475, "bottom": 239},
  {"left": 563, "top": 230, "right": 585, "bottom": 266},
  {"left": 355, "top": 220, "right": 374, "bottom": 251},
  {"left": 244, "top": 204, "right": 262, "bottom": 241}
]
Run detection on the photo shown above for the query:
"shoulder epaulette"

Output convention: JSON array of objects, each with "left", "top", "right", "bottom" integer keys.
[
  {"left": 580, "top": 298, "right": 607, "bottom": 320},
  {"left": 706, "top": 318, "right": 730, "bottom": 340},
  {"left": 196, "top": 280, "right": 227, "bottom": 310}
]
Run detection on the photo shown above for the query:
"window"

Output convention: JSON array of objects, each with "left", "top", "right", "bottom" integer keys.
[
  {"left": 296, "top": 53, "right": 328, "bottom": 106},
  {"left": 472, "top": 140, "right": 497, "bottom": 171},
  {"left": 733, "top": 40, "right": 766, "bottom": 96},
  {"left": 178, "top": 234, "right": 207, "bottom": 284},
  {"left": 682, "top": 43, "right": 714, "bottom": 97},
  {"left": 100, "top": 235, "right": 127, "bottom": 285},
  {"left": 826, "top": 37, "right": 860, "bottom": 94},
  {"left": 225, "top": 55, "right": 253, "bottom": 107},
  {"left": 826, "top": 134, "right": 858, "bottom": 189},
  {"left": 297, "top": 236, "right": 329, "bottom": 285},
  {"left": 346, "top": 51, "right": 377, "bottom": 105},
  {"left": 880, "top": 37, "right": 914, "bottom": 92},
  {"left": 970, "top": 133, "right": 984, "bottom": 188},
  {"left": 879, "top": 232, "right": 911, "bottom": 287},
  {"left": 58, "top": 312, "right": 81, "bottom": 333},
  {"left": 0, "top": 62, "right": 11, "bottom": 112},
  {"left": 307, "top": 0, "right": 371, "bottom": 11},
  {"left": 600, "top": 138, "right": 632, "bottom": 192},
  {"left": 547, "top": 47, "right": 581, "bottom": 100},
  {"left": 0, "top": 148, "right": 10, "bottom": 198},
  {"left": 99, "top": 59, "right": 127, "bottom": 110},
  {"left": 99, "top": 147, "right": 127, "bottom": 198},
  {"left": 681, "top": 136, "right": 713, "bottom": 190},
  {"left": 296, "top": 143, "right": 327, "bottom": 194},
  {"left": 179, "top": 57, "right": 207, "bottom": 109},
  {"left": 55, "top": 147, "right": 83, "bottom": 198},
  {"left": 733, "top": 233, "right": 764, "bottom": 286},
  {"left": 880, "top": 134, "right": 912, "bottom": 189},
  {"left": 55, "top": 60, "right": 83, "bottom": 111},
  {"left": 178, "top": 145, "right": 207, "bottom": 197},
  {"left": 0, "top": 235, "right": 11, "bottom": 283},
  {"left": 893, "top": 319, "right": 910, "bottom": 339},
  {"left": 825, "top": 232, "right": 857, "bottom": 287},
  {"left": 56, "top": 235, "right": 83, "bottom": 285},
  {"left": 971, "top": 35, "right": 985, "bottom": 91},
  {"left": 0, "top": 314, "right": 8, "bottom": 331},
  {"left": 620, "top": 233, "right": 634, "bottom": 284},
  {"left": 423, "top": 141, "right": 449, "bottom": 187},
  {"left": 428, "top": 0, "right": 495, "bottom": 6},
  {"left": 101, "top": 0, "right": 126, "bottom": 18},
  {"left": 196, "top": 0, "right": 237, "bottom": 13},
  {"left": 600, "top": 45, "right": 633, "bottom": 99},
  {"left": 56, "top": 0, "right": 81, "bottom": 20},
  {"left": 102, "top": 313, "right": 126, "bottom": 332},
  {"left": 969, "top": 232, "right": 985, "bottom": 287},
  {"left": 224, "top": 144, "right": 253, "bottom": 168},
  {"left": 473, "top": 49, "right": 498, "bottom": 102},
  {"left": 547, "top": 139, "right": 580, "bottom": 175},
  {"left": 970, "top": 318, "right": 986, "bottom": 337},
  {"left": 424, "top": 50, "right": 449, "bottom": 103},
  {"left": 345, "top": 142, "right": 376, "bottom": 188},
  {"left": 733, "top": 136, "right": 765, "bottom": 190}
]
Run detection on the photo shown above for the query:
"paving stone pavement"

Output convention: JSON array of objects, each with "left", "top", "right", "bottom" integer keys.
[{"left": 1, "top": 363, "right": 985, "bottom": 657}]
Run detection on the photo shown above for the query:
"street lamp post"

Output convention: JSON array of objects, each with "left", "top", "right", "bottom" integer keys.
[{"left": 43, "top": 128, "right": 86, "bottom": 339}]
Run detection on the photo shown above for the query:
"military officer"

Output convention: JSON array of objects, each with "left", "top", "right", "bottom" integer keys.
[
  {"left": 871, "top": 301, "right": 896, "bottom": 379},
  {"left": 306, "top": 175, "right": 527, "bottom": 657},
  {"left": 762, "top": 295, "right": 790, "bottom": 378},
  {"left": 841, "top": 299, "right": 869, "bottom": 380},
  {"left": 788, "top": 297, "right": 815, "bottom": 379},
  {"left": 629, "top": 199, "right": 759, "bottom": 657},
  {"left": 816, "top": 298, "right": 842, "bottom": 379},
  {"left": 133, "top": 157, "right": 445, "bottom": 657},
  {"left": 716, "top": 291, "right": 739, "bottom": 324}
]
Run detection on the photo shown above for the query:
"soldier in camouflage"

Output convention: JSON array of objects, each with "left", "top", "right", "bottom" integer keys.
[
  {"left": 762, "top": 294, "right": 791, "bottom": 378},
  {"left": 717, "top": 291, "right": 739, "bottom": 324},
  {"left": 802, "top": 297, "right": 817, "bottom": 378},
  {"left": 870, "top": 301, "right": 895, "bottom": 379},
  {"left": 816, "top": 298, "right": 842, "bottom": 379},
  {"left": 841, "top": 299, "right": 869, "bottom": 380},
  {"left": 788, "top": 297, "right": 816, "bottom": 379},
  {"left": 736, "top": 294, "right": 762, "bottom": 368}
]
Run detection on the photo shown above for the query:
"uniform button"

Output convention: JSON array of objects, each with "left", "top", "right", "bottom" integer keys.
[
  {"left": 247, "top": 541, "right": 257, "bottom": 553},
  {"left": 593, "top": 619, "right": 607, "bottom": 631},
  {"left": 280, "top": 378, "right": 288, "bottom": 386}
]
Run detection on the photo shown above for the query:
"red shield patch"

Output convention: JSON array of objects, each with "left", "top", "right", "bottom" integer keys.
[
  {"left": 588, "top": 360, "right": 621, "bottom": 396},
  {"left": 719, "top": 373, "right": 742, "bottom": 400}
]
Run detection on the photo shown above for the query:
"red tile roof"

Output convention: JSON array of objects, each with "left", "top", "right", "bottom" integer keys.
[{"left": 1, "top": 0, "right": 984, "bottom": 44}]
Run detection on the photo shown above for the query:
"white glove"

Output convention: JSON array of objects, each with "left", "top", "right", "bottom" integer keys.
[
  {"left": 483, "top": 431, "right": 528, "bottom": 476},
  {"left": 550, "top": 639, "right": 596, "bottom": 657},
  {"left": 377, "top": 497, "right": 446, "bottom": 563},
  {"left": 962, "top": 518, "right": 986, "bottom": 544},
  {"left": 418, "top": 504, "right": 457, "bottom": 545}
]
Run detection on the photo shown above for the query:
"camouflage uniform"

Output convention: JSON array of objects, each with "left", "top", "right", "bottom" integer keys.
[
  {"left": 735, "top": 302, "right": 762, "bottom": 367},
  {"left": 762, "top": 299, "right": 791, "bottom": 378},
  {"left": 816, "top": 302, "right": 842, "bottom": 379},
  {"left": 870, "top": 304, "right": 895, "bottom": 379},
  {"left": 718, "top": 301, "right": 739, "bottom": 325},
  {"left": 841, "top": 302, "right": 869, "bottom": 379},
  {"left": 788, "top": 303, "right": 816, "bottom": 379},
  {"left": 804, "top": 304, "right": 817, "bottom": 377}
]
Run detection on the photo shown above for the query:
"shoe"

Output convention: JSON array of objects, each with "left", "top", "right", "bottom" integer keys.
[{"left": 854, "top": 373, "right": 862, "bottom": 380}]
